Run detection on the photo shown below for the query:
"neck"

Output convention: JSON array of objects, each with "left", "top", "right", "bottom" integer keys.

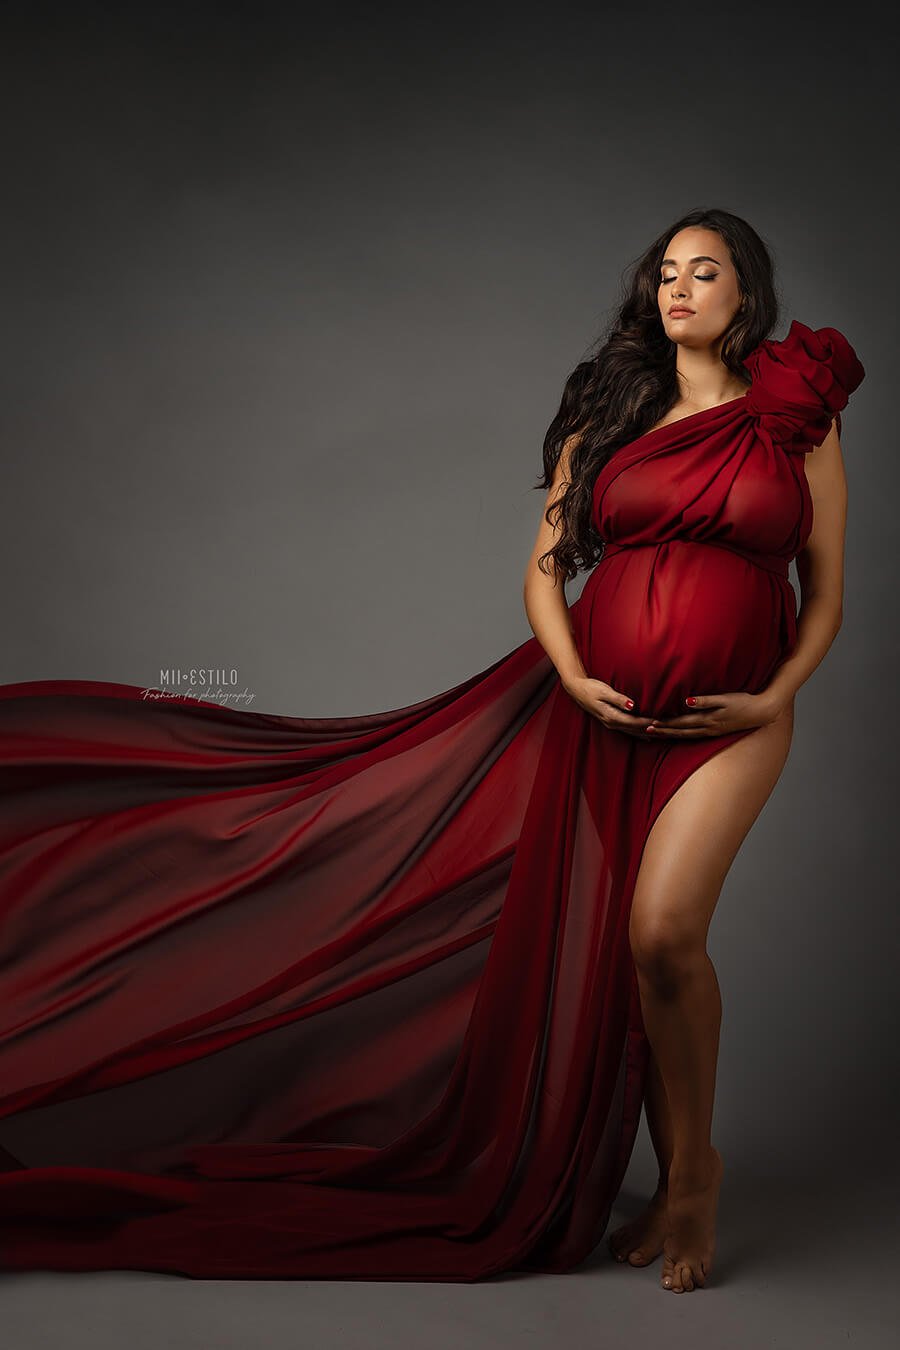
[{"left": 673, "top": 348, "right": 748, "bottom": 407}]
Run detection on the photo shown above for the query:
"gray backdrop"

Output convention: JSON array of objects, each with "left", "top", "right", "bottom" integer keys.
[{"left": 1, "top": 1, "right": 896, "bottom": 1346}]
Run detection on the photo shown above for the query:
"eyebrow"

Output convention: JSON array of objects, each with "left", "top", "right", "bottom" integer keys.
[{"left": 660, "top": 255, "right": 721, "bottom": 266}]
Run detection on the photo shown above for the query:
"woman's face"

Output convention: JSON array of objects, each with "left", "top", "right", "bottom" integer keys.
[{"left": 656, "top": 227, "right": 743, "bottom": 348}]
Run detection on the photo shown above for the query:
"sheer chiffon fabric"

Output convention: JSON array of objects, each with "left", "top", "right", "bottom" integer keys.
[{"left": 0, "top": 320, "right": 864, "bottom": 1278}]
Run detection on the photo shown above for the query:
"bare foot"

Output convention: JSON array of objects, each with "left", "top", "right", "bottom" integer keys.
[
  {"left": 607, "top": 1184, "right": 668, "bottom": 1266},
  {"left": 660, "top": 1147, "right": 723, "bottom": 1292}
]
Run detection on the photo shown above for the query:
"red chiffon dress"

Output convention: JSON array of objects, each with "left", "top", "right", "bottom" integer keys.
[{"left": 0, "top": 319, "right": 865, "bottom": 1280}]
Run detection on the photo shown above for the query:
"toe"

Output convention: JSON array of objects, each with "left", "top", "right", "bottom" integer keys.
[
  {"left": 668, "top": 1260, "right": 686, "bottom": 1292},
  {"left": 627, "top": 1248, "right": 645, "bottom": 1266}
]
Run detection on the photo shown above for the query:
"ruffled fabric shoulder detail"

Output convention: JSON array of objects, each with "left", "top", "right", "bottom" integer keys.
[{"left": 743, "top": 318, "right": 865, "bottom": 452}]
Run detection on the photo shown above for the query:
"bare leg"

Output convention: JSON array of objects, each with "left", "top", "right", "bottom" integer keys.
[
  {"left": 644, "top": 1046, "right": 676, "bottom": 1190},
  {"left": 628, "top": 702, "right": 794, "bottom": 1292},
  {"left": 608, "top": 1050, "right": 673, "bottom": 1264}
]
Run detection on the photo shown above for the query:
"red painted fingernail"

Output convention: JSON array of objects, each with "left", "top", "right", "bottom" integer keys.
[
  {"left": 686, "top": 697, "right": 696, "bottom": 705},
  {"left": 626, "top": 699, "right": 634, "bottom": 709}
]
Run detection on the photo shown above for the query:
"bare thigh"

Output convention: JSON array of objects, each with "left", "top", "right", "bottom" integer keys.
[{"left": 629, "top": 703, "right": 795, "bottom": 950}]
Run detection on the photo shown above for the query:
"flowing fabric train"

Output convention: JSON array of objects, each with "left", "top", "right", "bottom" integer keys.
[{"left": 0, "top": 317, "right": 865, "bottom": 1278}]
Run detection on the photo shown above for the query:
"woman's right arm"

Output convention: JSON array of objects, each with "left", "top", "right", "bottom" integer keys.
[
  {"left": 522, "top": 435, "right": 591, "bottom": 691},
  {"left": 522, "top": 436, "right": 653, "bottom": 737}
]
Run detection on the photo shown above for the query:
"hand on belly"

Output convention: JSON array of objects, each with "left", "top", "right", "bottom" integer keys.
[{"left": 577, "top": 543, "right": 793, "bottom": 724}]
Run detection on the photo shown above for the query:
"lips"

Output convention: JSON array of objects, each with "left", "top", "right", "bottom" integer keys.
[{"left": 669, "top": 308, "right": 694, "bottom": 317}]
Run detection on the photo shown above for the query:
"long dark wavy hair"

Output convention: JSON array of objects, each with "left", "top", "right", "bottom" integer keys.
[{"left": 535, "top": 207, "right": 780, "bottom": 580}]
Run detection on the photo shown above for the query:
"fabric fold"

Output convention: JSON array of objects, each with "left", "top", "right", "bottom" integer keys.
[{"left": 743, "top": 318, "right": 866, "bottom": 450}]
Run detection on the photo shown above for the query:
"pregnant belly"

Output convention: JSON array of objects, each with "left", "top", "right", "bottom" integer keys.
[{"left": 573, "top": 540, "right": 796, "bottom": 720}]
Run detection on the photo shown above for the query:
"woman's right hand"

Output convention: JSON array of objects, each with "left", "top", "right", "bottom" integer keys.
[{"left": 562, "top": 676, "right": 656, "bottom": 739}]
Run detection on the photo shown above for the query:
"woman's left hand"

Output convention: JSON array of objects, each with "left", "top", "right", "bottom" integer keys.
[{"left": 644, "top": 691, "right": 781, "bottom": 738}]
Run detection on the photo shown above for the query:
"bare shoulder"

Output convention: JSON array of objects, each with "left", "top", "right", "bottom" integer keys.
[
  {"left": 549, "top": 431, "right": 583, "bottom": 497},
  {"left": 802, "top": 417, "right": 846, "bottom": 491}
]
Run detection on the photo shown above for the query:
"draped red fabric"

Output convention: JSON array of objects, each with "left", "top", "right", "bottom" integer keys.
[{"left": 0, "top": 319, "right": 865, "bottom": 1280}]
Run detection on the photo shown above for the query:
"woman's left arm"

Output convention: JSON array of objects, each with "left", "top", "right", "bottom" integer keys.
[{"left": 758, "top": 416, "right": 848, "bottom": 717}]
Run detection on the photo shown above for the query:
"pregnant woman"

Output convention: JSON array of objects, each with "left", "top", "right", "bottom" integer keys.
[{"left": 0, "top": 207, "right": 864, "bottom": 1293}]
